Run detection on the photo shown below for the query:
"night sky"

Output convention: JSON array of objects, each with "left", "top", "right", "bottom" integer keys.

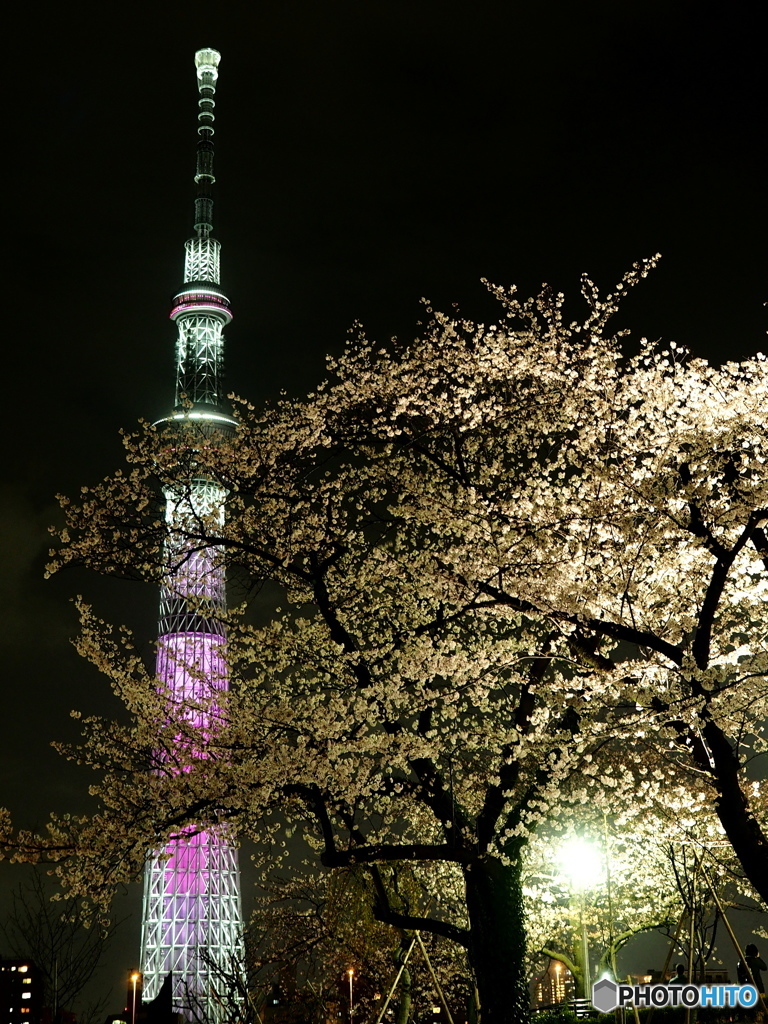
[{"left": 2, "top": 0, "right": 766, "bottom": 1008}]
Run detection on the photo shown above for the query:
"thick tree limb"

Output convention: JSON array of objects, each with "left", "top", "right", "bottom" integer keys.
[
  {"left": 692, "top": 510, "right": 767, "bottom": 670},
  {"left": 467, "top": 576, "right": 684, "bottom": 666},
  {"left": 320, "top": 842, "right": 472, "bottom": 868},
  {"left": 367, "top": 865, "right": 470, "bottom": 948}
]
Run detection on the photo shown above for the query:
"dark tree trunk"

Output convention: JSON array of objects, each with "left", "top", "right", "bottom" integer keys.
[{"left": 463, "top": 855, "right": 529, "bottom": 1024}]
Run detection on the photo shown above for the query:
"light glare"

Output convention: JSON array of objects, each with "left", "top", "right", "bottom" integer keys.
[{"left": 557, "top": 837, "right": 604, "bottom": 890}]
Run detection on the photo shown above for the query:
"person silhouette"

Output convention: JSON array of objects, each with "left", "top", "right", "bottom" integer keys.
[
  {"left": 737, "top": 943, "right": 766, "bottom": 996},
  {"left": 669, "top": 964, "right": 688, "bottom": 985}
]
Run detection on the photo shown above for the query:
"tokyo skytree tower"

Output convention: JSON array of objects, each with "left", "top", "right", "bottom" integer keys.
[{"left": 139, "top": 48, "right": 244, "bottom": 1020}]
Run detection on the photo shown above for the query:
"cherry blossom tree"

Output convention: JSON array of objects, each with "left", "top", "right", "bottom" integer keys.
[{"left": 3, "top": 259, "right": 766, "bottom": 1023}]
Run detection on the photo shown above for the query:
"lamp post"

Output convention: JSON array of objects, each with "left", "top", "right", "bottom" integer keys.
[
  {"left": 557, "top": 838, "right": 604, "bottom": 998},
  {"left": 130, "top": 971, "right": 141, "bottom": 1024},
  {"left": 553, "top": 961, "right": 563, "bottom": 1003},
  {"left": 347, "top": 967, "right": 354, "bottom": 1023}
]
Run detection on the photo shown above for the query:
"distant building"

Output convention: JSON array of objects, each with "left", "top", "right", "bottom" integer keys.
[
  {"left": 0, "top": 959, "right": 44, "bottom": 1024},
  {"left": 629, "top": 966, "right": 731, "bottom": 985},
  {"left": 531, "top": 960, "right": 576, "bottom": 1007},
  {"left": 628, "top": 969, "right": 661, "bottom": 984}
]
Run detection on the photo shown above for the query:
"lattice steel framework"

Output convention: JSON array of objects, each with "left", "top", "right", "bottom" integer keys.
[{"left": 139, "top": 48, "right": 244, "bottom": 1023}]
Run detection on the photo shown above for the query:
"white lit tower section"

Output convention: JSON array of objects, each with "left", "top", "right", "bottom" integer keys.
[{"left": 139, "top": 48, "right": 244, "bottom": 1022}]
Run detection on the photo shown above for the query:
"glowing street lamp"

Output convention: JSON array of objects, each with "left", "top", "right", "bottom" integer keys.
[
  {"left": 556, "top": 838, "right": 604, "bottom": 996},
  {"left": 130, "top": 971, "right": 141, "bottom": 1024},
  {"left": 347, "top": 967, "right": 355, "bottom": 1022},
  {"left": 553, "top": 961, "right": 565, "bottom": 1002},
  {"left": 557, "top": 837, "right": 604, "bottom": 891}
]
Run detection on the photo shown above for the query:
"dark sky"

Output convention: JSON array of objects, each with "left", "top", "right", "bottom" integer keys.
[{"left": 2, "top": 0, "right": 766, "bottom": 1008}]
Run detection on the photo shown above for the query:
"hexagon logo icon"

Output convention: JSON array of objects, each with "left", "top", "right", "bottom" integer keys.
[{"left": 592, "top": 979, "right": 619, "bottom": 1012}]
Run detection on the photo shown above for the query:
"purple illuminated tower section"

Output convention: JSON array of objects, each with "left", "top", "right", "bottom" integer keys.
[{"left": 139, "top": 48, "right": 244, "bottom": 1022}]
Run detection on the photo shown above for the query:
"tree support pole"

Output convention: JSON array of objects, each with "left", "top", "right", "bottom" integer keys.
[
  {"left": 375, "top": 936, "right": 417, "bottom": 1024},
  {"left": 685, "top": 859, "right": 698, "bottom": 1024},
  {"left": 626, "top": 976, "right": 641, "bottom": 1024},
  {"left": 415, "top": 932, "right": 456, "bottom": 1024},
  {"left": 698, "top": 861, "right": 767, "bottom": 1015},
  {"left": 646, "top": 908, "right": 688, "bottom": 1024}
]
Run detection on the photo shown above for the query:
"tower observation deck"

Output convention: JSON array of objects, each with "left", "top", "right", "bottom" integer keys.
[{"left": 139, "top": 49, "right": 244, "bottom": 1022}]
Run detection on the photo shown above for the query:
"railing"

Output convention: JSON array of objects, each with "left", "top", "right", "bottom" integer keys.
[{"left": 533, "top": 997, "right": 593, "bottom": 1018}]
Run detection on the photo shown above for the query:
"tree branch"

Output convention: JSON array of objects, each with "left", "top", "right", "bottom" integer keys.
[
  {"left": 320, "top": 842, "right": 472, "bottom": 868},
  {"left": 468, "top": 576, "right": 684, "bottom": 666},
  {"left": 367, "top": 865, "right": 470, "bottom": 948},
  {"left": 692, "top": 510, "right": 767, "bottom": 670}
]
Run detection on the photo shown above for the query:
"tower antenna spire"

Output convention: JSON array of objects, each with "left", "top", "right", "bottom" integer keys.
[{"left": 193, "top": 47, "right": 220, "bottom": 239}]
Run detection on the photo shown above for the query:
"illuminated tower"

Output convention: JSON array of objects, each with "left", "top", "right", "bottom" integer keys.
[{"left": 139, "top": 48, "right": 244, "bottom": 1022}]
